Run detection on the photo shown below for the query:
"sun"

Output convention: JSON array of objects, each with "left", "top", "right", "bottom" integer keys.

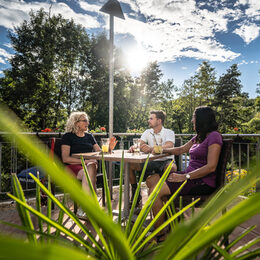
[{"left": 124, "top": 46, "right": 149, "bottom": 74}]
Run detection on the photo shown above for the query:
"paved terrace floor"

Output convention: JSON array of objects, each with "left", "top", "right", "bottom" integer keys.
[{"left": 0, "top": 186, "right": 260, "bottom": 259}]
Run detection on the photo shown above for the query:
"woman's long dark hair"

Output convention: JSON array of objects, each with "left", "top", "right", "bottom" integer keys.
[{"left": 195, "top": 106, "right": 218, "bottom": 143}]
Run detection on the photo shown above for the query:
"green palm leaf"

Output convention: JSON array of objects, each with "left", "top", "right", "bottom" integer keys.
[
  {"left": 0, "top": 235, "right": 95, "bottom": 260},
  {"left": 0, "top": 105, "right": 134, "bottom": 260}
]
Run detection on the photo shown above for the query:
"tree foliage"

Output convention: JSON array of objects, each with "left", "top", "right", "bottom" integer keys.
[
  {"left": 0, "top": 8, "right": 92, "bottom": 130},
  {"left": 0, "top": 9, "right": 258, "bottom": 134}
]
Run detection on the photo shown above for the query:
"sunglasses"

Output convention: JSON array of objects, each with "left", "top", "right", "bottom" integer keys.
[{"left": 78, "top": 120, "right": 88, "bottom": 122}]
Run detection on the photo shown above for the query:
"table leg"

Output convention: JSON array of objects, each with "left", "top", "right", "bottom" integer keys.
[{"left": 124, "top": 162, "right": 130, "bottom": 216}]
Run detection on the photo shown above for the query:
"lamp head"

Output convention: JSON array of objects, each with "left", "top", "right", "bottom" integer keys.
[{"left": 100, "top": 0, "right": 125, "bottom": 19}]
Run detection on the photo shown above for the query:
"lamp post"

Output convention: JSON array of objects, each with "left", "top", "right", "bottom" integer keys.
[
  {"left": 100, "top": 0, "right": 125, "bottom": 198},
  {"left": 100, "top": 0, "right": 125, "bottom": 139}
]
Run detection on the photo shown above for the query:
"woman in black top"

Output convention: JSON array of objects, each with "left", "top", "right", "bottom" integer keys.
[{"left": 61, "top": 112, "right": 101, "bottom": 194}]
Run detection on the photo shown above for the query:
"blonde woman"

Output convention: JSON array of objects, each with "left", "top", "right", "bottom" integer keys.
[{"left": 61, "top": 112, "right": 101, "bottom": 216}]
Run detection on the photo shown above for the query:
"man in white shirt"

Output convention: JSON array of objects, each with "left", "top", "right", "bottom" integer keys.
[{"left": 129, "top": 110, "right": 177, "bottom": 207}]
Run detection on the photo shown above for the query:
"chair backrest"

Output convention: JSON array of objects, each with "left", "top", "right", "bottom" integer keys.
[
  {"left": 175, "top": 138, "right": 182, "bottom": 170},
  {"left": 48, "top": 137, "right": 63, "bottom": 161},
  {"left": 215, "top": 139, "right": 233, "bottom": 188}
]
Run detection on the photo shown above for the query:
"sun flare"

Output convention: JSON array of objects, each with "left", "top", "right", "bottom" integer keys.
[{"left": 124, "top": 47, "right": 149, "bottom": 74}]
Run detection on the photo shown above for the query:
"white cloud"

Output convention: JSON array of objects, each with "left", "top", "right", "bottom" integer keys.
[
  {"left": 3, "top": 43, "right": 12, "bottom": 48},
  {"left": 115, "top": 0, "right": 240, "bottom": 63},
  {"left": 79, "top": 1, "right": 101, "bottom": 13},
  {"left": 238, "top": 60, "right": 248, "bottom": 65},
  {"left": 0, "top": 48, "right": 12, "bottom": 63},
  {"left": 234, "top": 23, "right": 260, "bottom": 44},
  {"left": 181, "top": 66, "right": 188, "bottom": 70},
  {"left": 0, "top": 57, "right": 5, "bottom": 64},
  {"left": 0, "top": 0, "right": 258, "bottom": 65},
  {"left": 245, "top": 0, "right": 260, "bottom": 18},
  {"left": 238, "top": 60, "right": 258, "bottom": 66},
  {"left": 0, "top": 0, "right": 100, "bottom": 30}
]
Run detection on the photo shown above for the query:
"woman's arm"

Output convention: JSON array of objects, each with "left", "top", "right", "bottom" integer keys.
[
  {"left": 61, "top": 145, "right": 98, "bottom": 165},
  {"left": 167, "top": 143, "right": 222, "bottom": 182},
  {"left": 163, "top": 139, "right": 193, "bottom": 155},
  {"left": 93, "top": 143, "right": 101, "bottom": 152},
  {"left": 162, "top": 141, "right": 174, "bottom": 149}
]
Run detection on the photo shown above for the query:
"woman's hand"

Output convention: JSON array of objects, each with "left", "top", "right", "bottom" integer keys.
[
  {"left": 84, "top": 159, "right": 98, "bottom": 166},
  {"left": 167, "top": 172, "right": 186, "bottom": 182}
]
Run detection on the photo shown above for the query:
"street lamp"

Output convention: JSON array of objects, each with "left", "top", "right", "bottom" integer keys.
[
  {"left": 100, "top": 0, "right": 125, "bottom": 139},
  {"left": 100, "top": 0, "right": 125, "bottom": 198}
]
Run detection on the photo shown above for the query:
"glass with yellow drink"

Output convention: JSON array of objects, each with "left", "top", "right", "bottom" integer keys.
[
  {"left": 153, "top": 136, "right": 162, "bottom": 154},
  {"left": 101, "top": 138, "right": 109, "bottom": 153},
  {"left": 153, "top": 145, "right": 163, "bottom": 154}
]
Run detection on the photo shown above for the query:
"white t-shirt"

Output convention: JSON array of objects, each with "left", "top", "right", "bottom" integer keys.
[{"left": 140, "top": 127, "right": 175, "bottom": 161}]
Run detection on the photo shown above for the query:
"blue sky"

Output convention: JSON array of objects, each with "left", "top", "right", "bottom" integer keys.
[{"left": 0, "top": 0, "right": 259, "bottom": 98}]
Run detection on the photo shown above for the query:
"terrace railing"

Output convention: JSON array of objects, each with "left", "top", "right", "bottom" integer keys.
[{"left": 0, "top": 132, "right": 259, "bottom": 197}]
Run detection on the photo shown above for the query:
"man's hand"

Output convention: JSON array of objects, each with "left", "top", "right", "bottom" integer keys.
[
  {"left": 128, "top": 145, "right": 135, "bottom": 153},
  {"left": 141, "top": 143, "right": 153, "bottom": 153}
]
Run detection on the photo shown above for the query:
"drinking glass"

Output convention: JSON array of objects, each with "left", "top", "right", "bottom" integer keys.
[
  {"left": 133, "top": 138, "right": 141, "bottom": 153},
  {"left": 101, "top": 138, "right": 109, "bottom": 153},
  {"left": 154, "top": 136, "right": 162, "bottom": 154}
]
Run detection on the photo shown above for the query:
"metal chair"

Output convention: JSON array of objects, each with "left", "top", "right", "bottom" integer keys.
[
  {"left": 173, "top": 139, "right": 233, "bottom": 207},
  {"left": 48, "top": 137, "right": 105, "bottom": 213}
]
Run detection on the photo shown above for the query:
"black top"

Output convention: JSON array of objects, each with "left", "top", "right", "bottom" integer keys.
[{"left": 61, "top": 132, "right": 97, "bottom": 155}]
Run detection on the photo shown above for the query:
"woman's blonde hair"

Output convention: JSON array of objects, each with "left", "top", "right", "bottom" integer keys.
[{"left": 65, "top": 112, "right": 89, "bottom": 133}]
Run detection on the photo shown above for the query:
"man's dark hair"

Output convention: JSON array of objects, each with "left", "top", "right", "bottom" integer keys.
[
  {"left": 195, "top": 106, "right": 218, "bottom": 143},
  {"left": 150, "top": 110, "right": 166, "bottom": 125}
]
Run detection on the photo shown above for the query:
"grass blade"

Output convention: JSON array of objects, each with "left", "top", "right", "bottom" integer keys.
[
  {"left": 81, "top": 156, "right": 98, "bottom": 202},
  {"left": 117, "top": 151, "right": 124, "bottom": 225},
  {"left": 11, "top": 173, "right": 36, "bottom": 243},
  {"left": 236, "top": 248, "right": 260, "bottom": 260},
  {"left": 0, "top": 234, "right": 95, "bottom": 260},
  {"left": 171, "top": 193, "right": 260, "bottom": 260},
  {"left": 101, "top": 152, "right": 113, "bottom": 216},
  {"left": 125, "top": 155, "right": 150, "bottom": 236},
  {"left": 231, "top": 237, "right": 260, "bottom": 258},
  {"left": 212, "top": 242, "right": 233, "bottom": 259},
  {"left": 35, "top": 172, "right": 43, "bottom": 240},
  {"left": 0, "top": 106, "right": 134, "bottom": 260},
  {"left": 54, "top": 194, "right": 66, "bottom": 238},
  {"left": 29, "top": 173, "right": 108, "bottom": 258},
  {"left": 226, "top": 225, "right": 256, "bottom": 251},
  {"left": 128, "top": 160, "right": 174, "bottom": 245},
  {"left": 47, "top": 175, "right": 52, "bottom": 236},
  {"left": 154, "top": 164, "right": 260, "bottom": 260},
  {"left": 7, "top": 192, "right": 99, "bottom": 255}
]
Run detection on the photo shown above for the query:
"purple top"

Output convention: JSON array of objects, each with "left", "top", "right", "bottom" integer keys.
[{"left": 186, "top": 131, "right": 223, "bottom": 187}]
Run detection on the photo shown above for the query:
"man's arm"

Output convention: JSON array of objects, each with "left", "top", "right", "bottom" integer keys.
[{"left": 140, "top": 140, "right": 153, "bottom": 153}]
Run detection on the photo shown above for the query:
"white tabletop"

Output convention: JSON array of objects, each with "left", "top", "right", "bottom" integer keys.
[{"left": 72, "top": 149, "right": 168, "bottom": 164}]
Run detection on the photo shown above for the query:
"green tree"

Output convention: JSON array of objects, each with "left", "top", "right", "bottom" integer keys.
[
  {"left": 213, "top": 64, "right": 245, "bottom": 132},
  {"left": 194, "top": 61, "right": 217, "bottom": 106},
  {"left": 176, "top": 77, "right": 198, "bottom": 132},
  {"left": 127, "top": 62, "right": 175, "bottom": 129},
  {"left": 174, "top": 62, "right": 217, "bottom": 133},
  {"left": 162, "top": 98, "right": 187, "bottom": 134},
  {"left": 256, "top": 70, "right": 260, "bottom": 96},
  {"left": 0, "top": 8, "right": 91, "bottom": 130}
]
